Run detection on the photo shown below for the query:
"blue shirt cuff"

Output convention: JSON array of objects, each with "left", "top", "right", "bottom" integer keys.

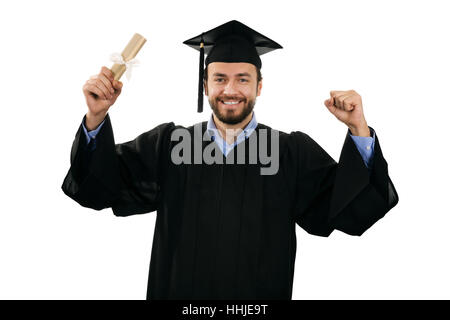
[
  {"left": 349, "top": 127, "right": 376, "bottom": 170},
  {"left": 81, "top": 116, "right": 105, "bottom": 145}
]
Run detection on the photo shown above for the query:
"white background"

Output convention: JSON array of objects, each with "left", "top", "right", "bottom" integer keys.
[{"left": 0, "top": 0, "right": 448, "bottom": 299}]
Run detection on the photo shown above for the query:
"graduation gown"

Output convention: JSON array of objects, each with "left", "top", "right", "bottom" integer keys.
[{"left": 61, "top": 114, "right": 398, "bottom": 300}]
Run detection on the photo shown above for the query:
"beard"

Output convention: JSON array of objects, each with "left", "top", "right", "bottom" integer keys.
[{"left": 208, "top": 95, "right": 256, "bottom": 125}]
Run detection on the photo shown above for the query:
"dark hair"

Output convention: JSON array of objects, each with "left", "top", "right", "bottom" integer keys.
[{"left": 204, "top": 65, "right": 263, "bottom": 83}]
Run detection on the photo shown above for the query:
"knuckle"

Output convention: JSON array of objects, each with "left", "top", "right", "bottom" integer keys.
[
  {"left": 102, "top": 75, "right": 112, "bottom": 87},
  {"left": 104, "top": 69, "right": 113, "bottom": 78}
]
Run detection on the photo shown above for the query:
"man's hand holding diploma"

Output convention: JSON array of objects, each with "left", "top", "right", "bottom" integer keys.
[{"left": 83, "top": 66, "right": 123, "bottom": 131}]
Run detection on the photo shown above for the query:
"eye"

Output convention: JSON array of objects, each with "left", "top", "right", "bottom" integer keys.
[
  {"left": 214, "top": 78, "right": 224, "bottom": 83},
  {"left": 239, "top": 78, "right": 249, "bottom": 83}
]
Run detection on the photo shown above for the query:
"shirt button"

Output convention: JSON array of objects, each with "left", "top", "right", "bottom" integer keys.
[
  {"left": 92, "top": 135, "right": 96, "bottom": 139},
  {"left": 366, "top": 146, "right": 371, "bottom": 150}
]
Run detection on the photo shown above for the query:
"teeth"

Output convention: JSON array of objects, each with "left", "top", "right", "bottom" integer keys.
[{"left": 223, "top": 101, "right": 240, "bottom": 105}]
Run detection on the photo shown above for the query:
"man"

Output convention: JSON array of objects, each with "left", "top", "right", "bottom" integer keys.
[{"left": 62, "top": 20, "right": 398, "bottom": 299}]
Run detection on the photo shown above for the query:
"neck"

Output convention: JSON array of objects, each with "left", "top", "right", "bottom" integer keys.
[{"left": 212, "top": 112, "right": 253, "bottom": 145}]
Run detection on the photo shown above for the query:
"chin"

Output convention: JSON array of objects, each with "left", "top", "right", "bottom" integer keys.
[
  {"left": 209, "top": 98, "right": 255, "bottom": 125},
  {"left": 219, "top": 111, "right": 248, "bottom": 125}
]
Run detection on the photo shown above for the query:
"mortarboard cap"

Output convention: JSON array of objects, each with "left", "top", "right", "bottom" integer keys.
[{"left": 183, "top": 20, "right": 283, "bottom": 112}]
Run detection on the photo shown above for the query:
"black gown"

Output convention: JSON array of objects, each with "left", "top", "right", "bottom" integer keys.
[{"left": 61, "top": 113, "right": 398, "bottom": 300}]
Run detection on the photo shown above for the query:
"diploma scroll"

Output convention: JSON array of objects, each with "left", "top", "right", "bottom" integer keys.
[{"left": 110, "top": 33, "right": 147, "bottom": 80}]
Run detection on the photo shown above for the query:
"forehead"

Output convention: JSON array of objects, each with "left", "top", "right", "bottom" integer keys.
[{"left": 207, "top": 62, "right": 257, "bottom": 76}]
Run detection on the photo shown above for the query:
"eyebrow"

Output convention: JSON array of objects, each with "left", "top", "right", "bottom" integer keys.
[{"left": 212, "top": 72, "right": 252, "bottom": 78}]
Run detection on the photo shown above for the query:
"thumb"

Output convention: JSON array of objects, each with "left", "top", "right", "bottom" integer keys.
[{"left": 113, "top": 80, "right": 123, "bottom": 90}]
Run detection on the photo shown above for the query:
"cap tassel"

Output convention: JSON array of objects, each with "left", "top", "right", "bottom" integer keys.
[{"left": 197, "top": 39, "right": 205, "bottom": 113}]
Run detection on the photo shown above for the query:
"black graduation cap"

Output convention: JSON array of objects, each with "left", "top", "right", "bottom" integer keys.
[{"left": 183, "top": 20, "right": 283, "bottom": 113}]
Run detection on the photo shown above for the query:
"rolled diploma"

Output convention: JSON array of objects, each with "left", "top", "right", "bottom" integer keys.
[{"left": 111, "top": 33, "right": 147, "bottom": 80}]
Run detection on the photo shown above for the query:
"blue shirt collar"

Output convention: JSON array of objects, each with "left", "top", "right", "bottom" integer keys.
[{"left": 206, "top": 112, "right": 258, "bottom": 156}]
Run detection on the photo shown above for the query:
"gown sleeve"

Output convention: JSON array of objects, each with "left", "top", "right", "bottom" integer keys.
[
  {"left": 61, "top": 113, "right": 175, "bottom": 216},
  {"left": 291, "top": 127, "right": 399, "bottom": 237}
]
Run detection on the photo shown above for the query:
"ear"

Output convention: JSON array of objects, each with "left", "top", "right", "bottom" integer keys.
[
  {"left": 256, "top": 79, "right": 263, "bottom": 97},
  {"left": 204, "top": 80, "right": 208, "bottom": 96}
]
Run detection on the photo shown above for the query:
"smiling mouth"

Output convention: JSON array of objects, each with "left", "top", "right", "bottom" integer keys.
[{"left": 219, "top": 100, "right": 244, "bottom": 107}]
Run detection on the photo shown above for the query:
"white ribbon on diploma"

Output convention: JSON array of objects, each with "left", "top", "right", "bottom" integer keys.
[{"left": 110, "top": 53, "right": 140, "bottom": 80}]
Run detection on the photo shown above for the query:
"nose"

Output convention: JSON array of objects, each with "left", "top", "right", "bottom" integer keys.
[{"left": 223, "top": 80, "right": 238, "bottom": 95}]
